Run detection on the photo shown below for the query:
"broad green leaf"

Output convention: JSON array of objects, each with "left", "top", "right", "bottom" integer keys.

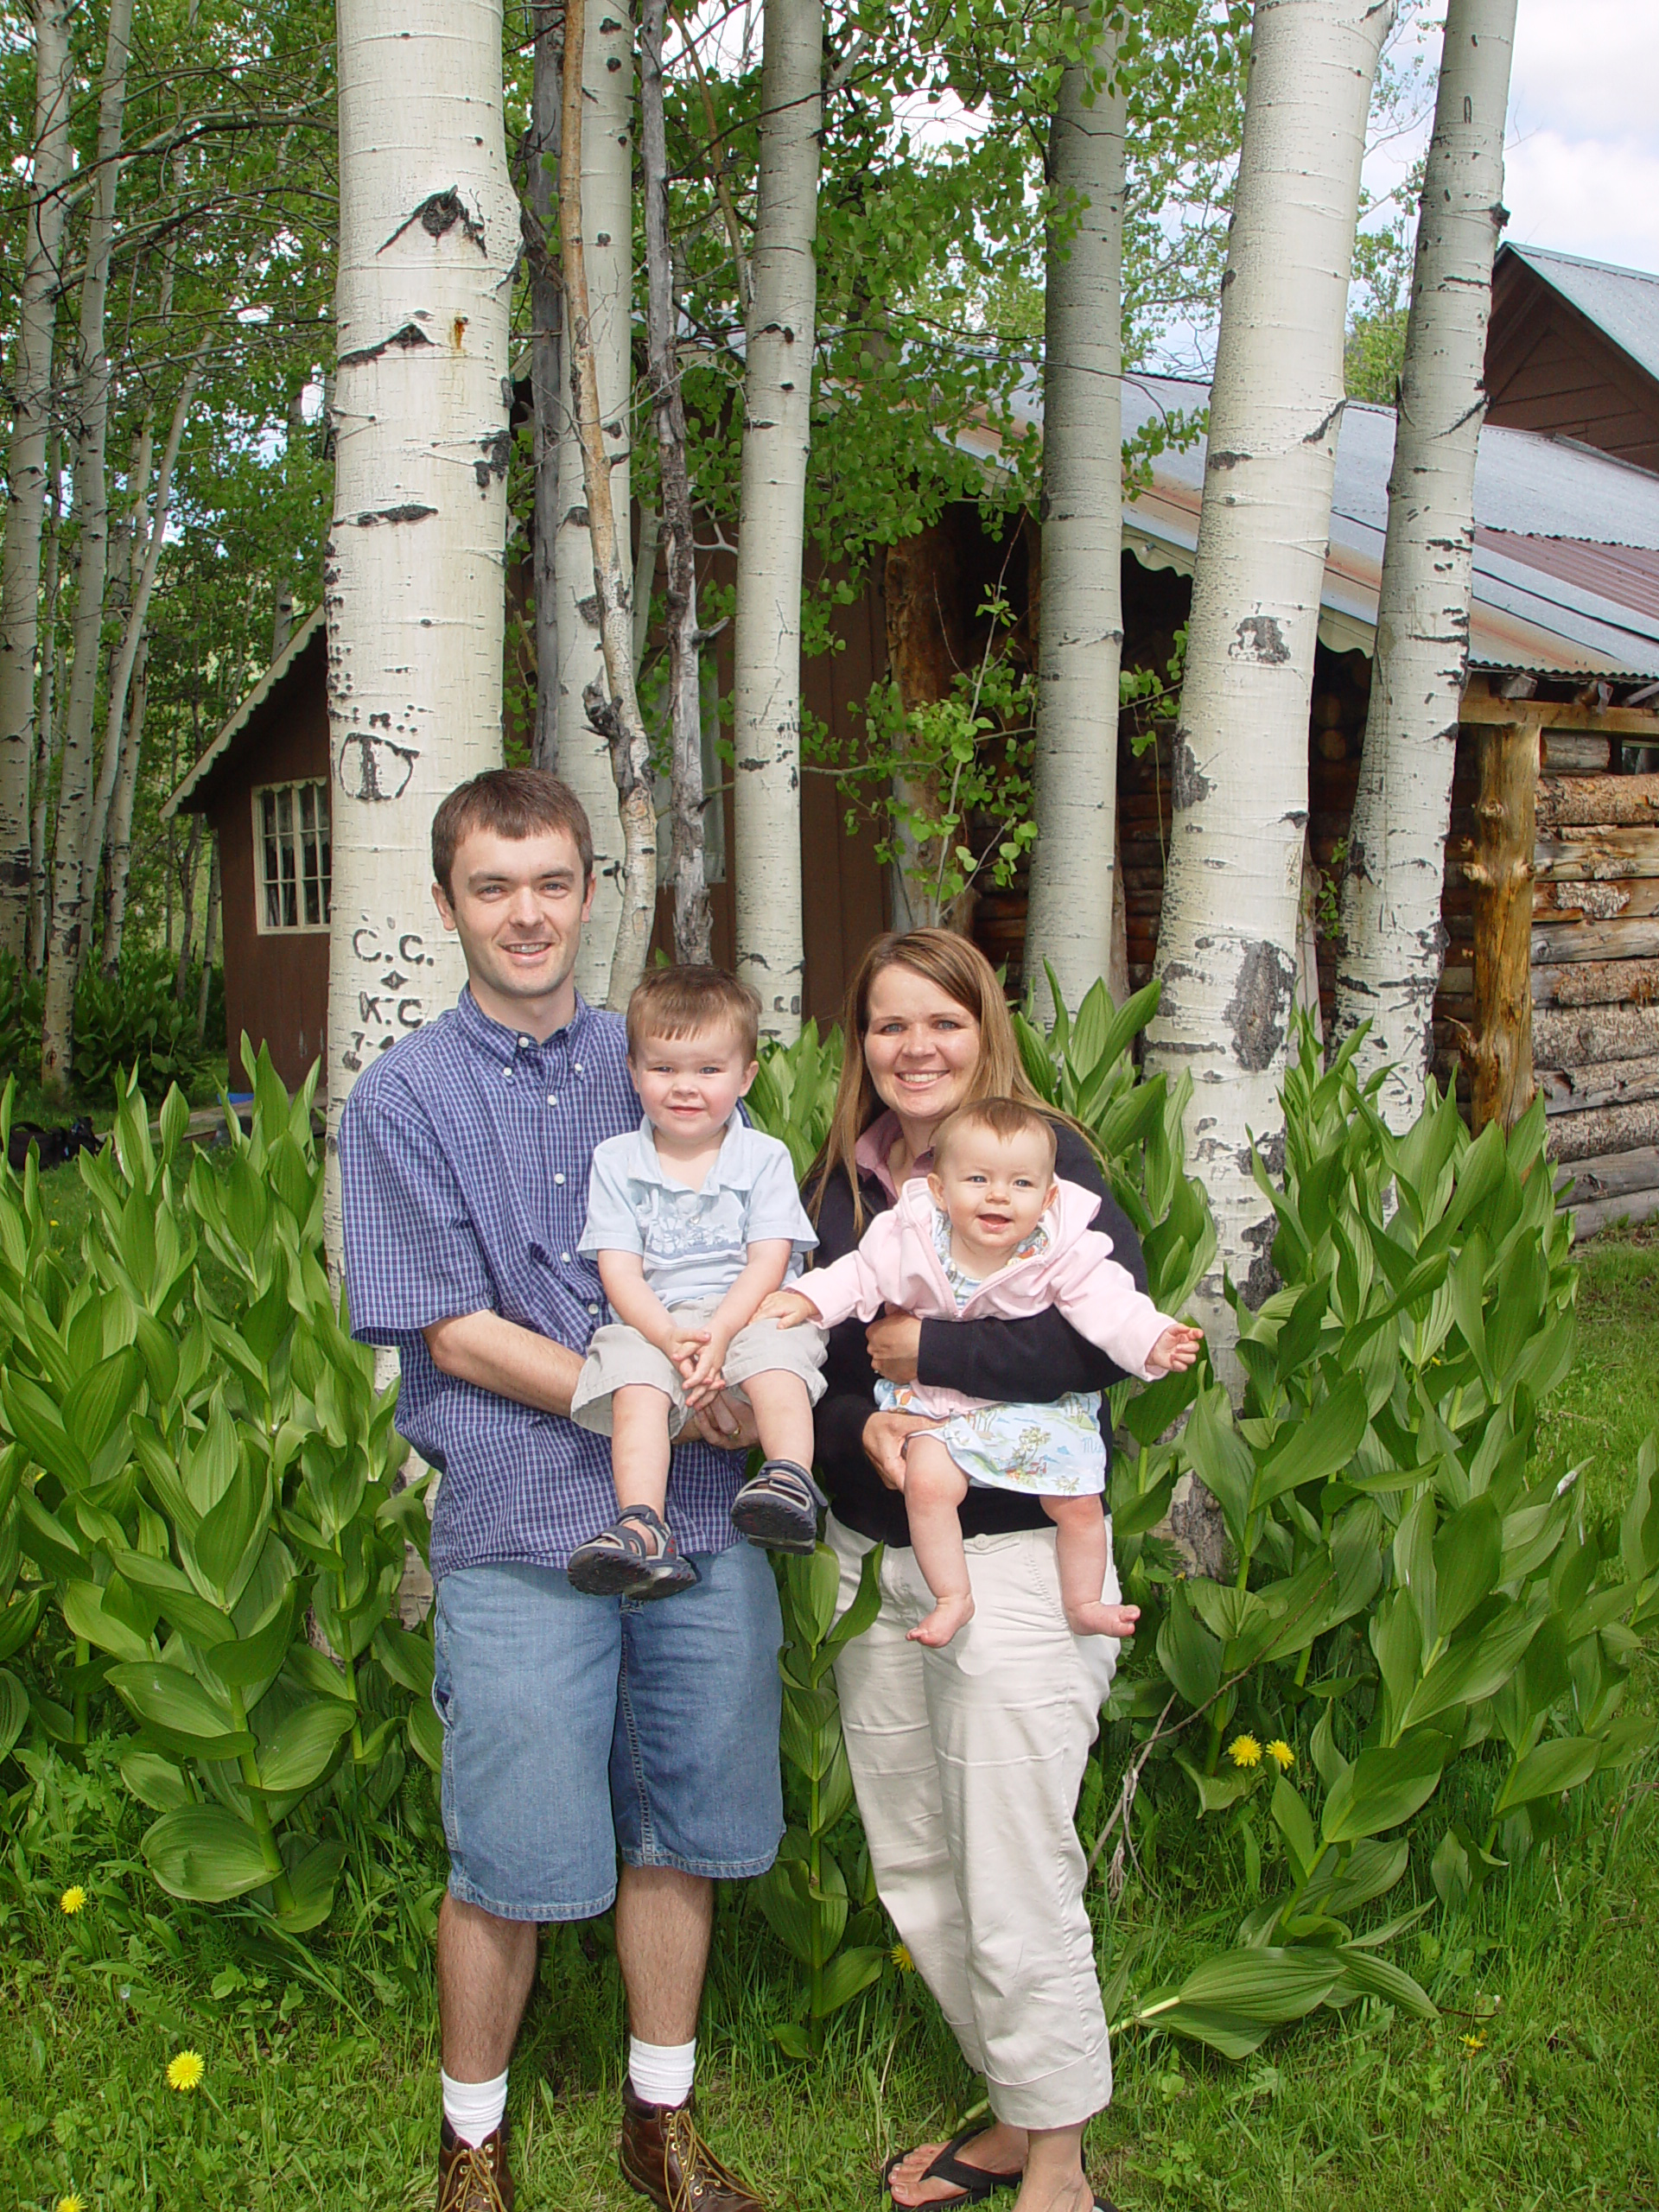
[
  {"left": 1492, "top": 1733, "right": 1602, "bottom": 1815},
  {"left": 1433, "top": 1493, "right": 1502, "bottom": 1638},
  {"left": 0, "top": 1668, "right": 26, "bottom": 1760},
  {"left": 118, "top": 1747, "right": 194, "bottom": 1812},
  {"left": 1321, "top": 1732, "right": 1446, "bottom": 1845},
  {"left": 1141, "top": 1948, "right": 1343, "bottom": 2031},
  {"left": 107, "top": 1660, "right": 251, "bottom": 1759},
  {"left": 0, "top": 1587, "right": 46, "bottom": 1664},
  {"left": 811, "top": 1945, "right": 887, "bottom": 2018},
  {"left": 1252, "top": 1376, "right": 1369, "bottom": 1510},
  {"left": 1332, "top": 1945, "right": 1438, "bottom": 2019},
  {"left": 374, "top": 1621, "right": 436, "bottom": 1698},
  {"left": 3, "top": 1374, "right": 91, "bottom": 1491},
  {"left": 1401, "top": 1600, "right": 1544, "bottom": 1732},
  {"left": 1271, "top": 1775, "right": 1317, "bottom": 1878},
  {"left": 62, "top": 1345, "right": 144, "bottom": 1462},
  {"left": 210, "top": 1591, "right": 299, "bottom": 1694},
  {"left": 106, "top": 1544, "right": 234, "bottom": 1648},
  {"left": 408, "top": 1694, "right": 442, "bottom": 1773},
  {"left": 1155, "top": 1581, "right": 1222, "bottom": 1713},
  {"left": 60, "top": 1579, "right": 152, "bottom": 1663},
  {"left": 253, "top": 1697, "right": 355, "bottom": 1796},
  {"left": 1183, "top": 1386, "right": 1253, "bottom": 1554},
  {"left": 278, "top": 1838, "right": 347, "bottom": 1934},
  {"left": 142, "top": 1806, "right": 274, "bottom": 1903}
]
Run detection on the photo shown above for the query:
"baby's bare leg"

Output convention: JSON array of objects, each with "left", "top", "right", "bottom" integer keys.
[
  {"left": 610, "top": 1384, "right": 674, "bottom": 1532},
  {"left": 1044, "top": 1496, "right": 1141, "bottom": 1639},
  {"left": 738, "top": 1367, "right": 817, "bottom": 1469},
  {"left": 902, "top": 1435, "right": 976, "bottom": 1648}
]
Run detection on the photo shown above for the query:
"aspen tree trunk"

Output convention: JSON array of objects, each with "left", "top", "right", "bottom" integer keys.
[
  {"left": 526, "top": 1, "right": 563, "bottom": 774},
  {"left": 0, "top": 0, "right": 75, "bottom": 958},
  {"left": 324, "top": 0, "right": 517, "bottom": 1252},
  {"left": 26, "top": 448, "right": 63, "bottom": 975},
  {"left": 83, "top": 345, "right": 207, "bottom": 908},
  {"left": 174, "top": 816, "right": 204, "bottom": 1001},
  {"left": 733, "top": 0, "right": 822, "bottom": 1041},
  {"left": 41, "top": 0, "right": 134, "bottom": 1101},
  {"left": 196, "top": 836, "right": 220, "bottom": 1042},
  {"left": 101, "top": 636, "right": 147, "bottom": 974},
  {"left": 555, "top": 0, "right": 633, "bottom": 1000},
  {"left": 560, "top": 0, "right": 658, "bottom": 1010},
  {"left": 1333, "top": 0, "right": 1517, "bottom": 1127},
  {"left": 1143, "top": 0, "right": 1392, "bottom": 1329},
  {"left": 1023, "top": 21, "right": 1127, "bottom": 1023},
  {"left": 642, "top": 0, "right": 713, "bottom": 965}
]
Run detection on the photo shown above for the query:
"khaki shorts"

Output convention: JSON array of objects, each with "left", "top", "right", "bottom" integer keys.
[{"left": 570, "top": 1295, "right": 829, "bottom": 1440}]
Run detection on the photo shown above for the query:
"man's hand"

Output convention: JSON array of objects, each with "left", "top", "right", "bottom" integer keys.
[
  {"left": 686, "top": 1389, "right": 760, "bottom": 1451},
  {"left": 866, "top": 1312, "right": 922, "bottom": 1383},
  {"left": 758, "top": 1287, "right": 822, "bottom": 1330},
  {"left": 861, "top": 1408, "right": 931, "bottom": 1492}
]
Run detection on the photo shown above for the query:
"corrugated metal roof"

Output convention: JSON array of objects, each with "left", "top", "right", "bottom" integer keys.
[
  {"left": 957, "top": 372, "right": 1659, "bottom": 681},
  {"left": 1477, "top": 531, "right": 1659, "bottom": 623},
  {"left": 1506, "top": 243, "right": 1659, "bottom": 389}
]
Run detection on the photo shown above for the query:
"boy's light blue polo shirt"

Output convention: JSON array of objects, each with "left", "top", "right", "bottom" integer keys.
[{"left": 580, "top": 1116, "right": 817, "bottom": 1309}]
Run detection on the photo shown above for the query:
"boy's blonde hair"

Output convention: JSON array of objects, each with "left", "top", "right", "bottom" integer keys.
[
  {"left": 931, "top": 1096, "right": 1058, "bottom": 1175},
  {"left": 626, "top": 965, "right": 761, "bottom": 1062}
]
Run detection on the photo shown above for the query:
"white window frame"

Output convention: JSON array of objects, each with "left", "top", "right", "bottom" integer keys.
[{"left": 252, "top": 778, "right": 332, "bottom": 935}]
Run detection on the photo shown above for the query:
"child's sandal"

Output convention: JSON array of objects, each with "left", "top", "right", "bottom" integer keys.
[
  {"left": 729, "top": 1460, "right": 828, "bottom": 1554},
  {"left": 566, "top": 1504, "right": 701, "bottom": 1599}
]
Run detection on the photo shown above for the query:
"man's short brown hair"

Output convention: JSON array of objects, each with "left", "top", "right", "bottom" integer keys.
[
  {"left": 931, "top": 1096, "right": 1058, "bottom": 1175},
  {"left": 626, "top": 966, "right": 761, "bottom": 1062},
  {"left": 431, "top": 768, "right": 594, "bottom": 899}
]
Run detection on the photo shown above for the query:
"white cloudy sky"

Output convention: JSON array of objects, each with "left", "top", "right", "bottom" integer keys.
[{"left": 1365, "top": 0, "right": 1659, "bottom": 275}]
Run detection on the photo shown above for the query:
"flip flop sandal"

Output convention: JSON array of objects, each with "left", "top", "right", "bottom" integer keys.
[
  {"left": 881, "top": 2126, "right": 1021, "bottom": 2206},
  {"left": 730, "top": 1459, "right": 830, "bottom": 1554},
  {"left": 566, "top": 1505, "right": 701, "bottom": 1600}
]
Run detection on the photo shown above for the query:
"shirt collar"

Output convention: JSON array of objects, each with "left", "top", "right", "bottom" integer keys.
[
  {"left": 855, "top": 1109, "right": 933, "bottom": 1201},
  {"left": 633, "top": 1112, "right": 751, "bottom": 1189},
  {"left": 455, "top": 983, "right": 589, "bottom": 1061}
]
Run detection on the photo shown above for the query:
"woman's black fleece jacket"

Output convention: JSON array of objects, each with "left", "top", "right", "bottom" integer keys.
[{"left": 807, "top": 1122, "right": 1148, "bottom": 1550}]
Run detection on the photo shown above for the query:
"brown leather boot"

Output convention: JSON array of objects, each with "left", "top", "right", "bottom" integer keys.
[
  {"left": 437, "top": 2116, "right": 514, "bottom": 2210},
  {"left": 619, "top": 2081, "right": 767, "bottom": 2211}
]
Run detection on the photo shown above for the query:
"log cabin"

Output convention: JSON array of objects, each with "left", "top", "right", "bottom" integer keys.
[{"left": 168, "top": 279, "right": 1659, "bottom": 1235}]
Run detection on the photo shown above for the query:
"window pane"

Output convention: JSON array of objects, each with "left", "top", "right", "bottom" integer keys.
[
  {"left": 261, "top": 790, "right": 281, "bottom": 928},
  {"left": 317, "top": 785, "right": 333, "bottom": 923}
]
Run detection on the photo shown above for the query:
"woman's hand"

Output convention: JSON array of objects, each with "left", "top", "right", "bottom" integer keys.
[
  {"left": 866, "top": 1312, "right": 922, "bottom": 1382},
  {"left": 861, "top": 1409, "right": 931, "bottom": 1491}
]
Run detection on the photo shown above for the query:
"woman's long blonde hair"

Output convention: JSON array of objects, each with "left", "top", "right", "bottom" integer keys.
[{"left": 810, "top": 928, "right": 1065, "bottom": 1231}]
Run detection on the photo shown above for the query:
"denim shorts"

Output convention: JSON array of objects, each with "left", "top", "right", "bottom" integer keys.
[{"left": 431, "top": 1542, "right": 785, "bottom": 1922}]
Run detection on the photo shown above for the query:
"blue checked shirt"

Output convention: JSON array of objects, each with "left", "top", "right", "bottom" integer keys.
[{"left": 338, "top": 987, "right": 746, "bottom": 1579}]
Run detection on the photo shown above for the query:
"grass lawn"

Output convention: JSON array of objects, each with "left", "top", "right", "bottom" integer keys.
[{"left": 0, "top": 1183, "right": 1654, "bottom": 2211}]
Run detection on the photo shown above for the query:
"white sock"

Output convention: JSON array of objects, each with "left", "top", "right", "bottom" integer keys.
[
  {"left": 442, "top": 2066, "right": 510, "bottom": 2147},
  {"left": 628, "top": 2036, "right": 696, "bottom": 2110}
]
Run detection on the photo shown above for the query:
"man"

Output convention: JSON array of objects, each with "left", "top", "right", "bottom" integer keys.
[{"left": 340, "top": 768, "right": 780, "bottom": 2212}]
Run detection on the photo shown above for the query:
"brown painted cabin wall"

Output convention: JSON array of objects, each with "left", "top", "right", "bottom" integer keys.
[
  {"left": 1484, "top": 256, "right": 1659, "bottom": 472},
  {"left": 199, "top": 630, "right": 331, "bottom": 1093}
]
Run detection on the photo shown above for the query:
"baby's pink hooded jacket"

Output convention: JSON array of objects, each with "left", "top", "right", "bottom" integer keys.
[{"left": 800, "top": 1175, "right": 1176, "bottom": 1421}]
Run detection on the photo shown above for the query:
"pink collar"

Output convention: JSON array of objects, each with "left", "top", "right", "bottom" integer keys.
[{"left": 855, "top": 1109, "right": 934, "bottom": 1201}]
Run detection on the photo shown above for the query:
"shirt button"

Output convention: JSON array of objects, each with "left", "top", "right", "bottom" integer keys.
[
  {"left": 588, "top": 1302, "right": 601, "bottom": 1315},
  {"left": 574, "top": 1063, "right": 582, "bottom": 1074},
  {"left": 518, "top": 1035, "right": 531, "bottom": 1048},
  {"left": 561, "top": 1251, "right": 572, "bottom": 1264},
  {"left": 547, "top": 1094, "right": 557, "bottom": 1106},
  {"left": 554, "top": 1173, "right": 565, "bottom": 1185}
]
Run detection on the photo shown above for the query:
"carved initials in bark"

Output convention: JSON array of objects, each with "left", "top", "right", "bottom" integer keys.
[{"left": 1463, "top": 718, "right": 1537, "bottom": 1129}]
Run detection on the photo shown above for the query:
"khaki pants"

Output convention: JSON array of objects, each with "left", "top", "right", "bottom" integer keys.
[{"left": 827, "top": 1514, "right": 1119, "bottom": 2132}]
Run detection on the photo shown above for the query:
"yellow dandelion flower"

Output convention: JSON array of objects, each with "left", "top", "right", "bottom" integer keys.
[
  {"left": 1462, "top": 2032, "right": 1486, "bottom": 2052},
  {"left": 167, "top": 2050, "right": 205, "bottom": 2092},
  {"left": 1266, "top": 1740, "right": 1294, "bottom": 1772},
  {"left": 57, "top": 2196, "right": 85, "bottom": 2212},
  {"left": 890, "top": 1942, "right": 915, "bottom": 1973},
  {"left": 1227, "top": 1734, "right": 1262, "bottom": 1769},
  {"left": 59, "top": 1885, "right": 86, "bottom": 1916}
]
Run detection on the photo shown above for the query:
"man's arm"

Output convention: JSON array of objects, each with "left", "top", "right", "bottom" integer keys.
[{"left": 423, "top": 1311, "right": 586, "bottom": 1417}]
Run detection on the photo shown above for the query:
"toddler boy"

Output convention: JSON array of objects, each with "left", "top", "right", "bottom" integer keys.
[{"left": 567, "top": 965, "right": 829, "bottom": 1599}]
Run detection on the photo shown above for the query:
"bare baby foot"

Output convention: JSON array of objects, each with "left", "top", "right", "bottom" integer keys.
[
  {"left": 906, "top": 1591, "right": 976, "bottom": 1647},
  {"left": 1065, "top": 1601, "right": 1141, "bottom": 1639}
]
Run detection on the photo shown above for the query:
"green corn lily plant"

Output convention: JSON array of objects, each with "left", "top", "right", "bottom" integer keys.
[
  {"left": 1105, "top": 1023, "right": 1659, "bottom": 2059},
  {"left": 747, "top": 1020, "right": 841, "bottom": 1180},
  {"left": 0, "top": 1050, "right": 435, "bottom": 1932},
  {"left": 753, "top": 1543, "right": 887, "bottom": 2059}
]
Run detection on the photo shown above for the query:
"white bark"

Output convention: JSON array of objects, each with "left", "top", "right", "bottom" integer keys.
[
  {"left": 642, "top": 0, "right": 712, "bottom": 967},
  {"left": 41, "top": 0, "right": 134, "bottom": 1097},
  {"left": 1144, "top": 0, "right": 1392, "bottom": 1323},
  {"left": 559, "top": 0, "right": 658, "bottom": 1012},
  {"left": 0, "top": 0, "right": 75, "bottom": 957},
  {"left": 26, "top": 445, "right": 63, "bottom": 975},
  {"left": 733, "top": 0, "right": 822, "bottom": 1040},
  {"left": 526, "top": 1, "right": 563, "bottom": 775},
  {"left": 101, "top": 634, "right": 148, "bottom": 973},
  {"left": 1024, "top": 24, "right": 1127, "bottom": 1023},
  {"left": 555, "top": 0, "right": 633, "bottom": 1001},
  {"left": 324, "top": 0, "right": 517, "bottom": 1252},
  {"left": 1333, "top": 0, "right": 1517, "bottom": 1128}
]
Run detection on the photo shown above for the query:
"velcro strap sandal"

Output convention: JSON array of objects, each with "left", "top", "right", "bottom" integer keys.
[
  {"left": 566, "top": 1505, "right": 701, "bottom": 1600},
  {"left": 728, "top": 1459, "right": 828, "bottom": 1554}
]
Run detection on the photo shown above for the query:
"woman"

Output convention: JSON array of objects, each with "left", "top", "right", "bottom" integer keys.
[{"left": 808, "top": 929, "right": 1141, "bottom": 2212}]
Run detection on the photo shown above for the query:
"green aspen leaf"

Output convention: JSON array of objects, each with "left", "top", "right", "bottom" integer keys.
[{"left": 142, "top": 1807, "right": 274, "bottom": 1903}]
